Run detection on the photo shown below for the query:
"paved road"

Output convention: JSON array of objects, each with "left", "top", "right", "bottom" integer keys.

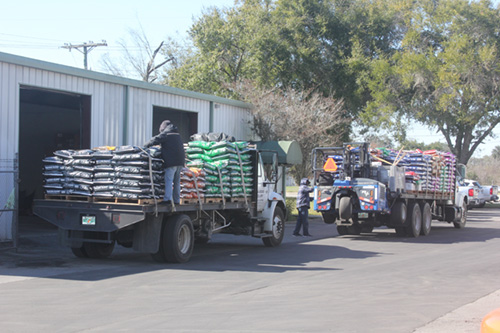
[{"left": 1, "top": 208, "right": 500, "bottom": 332}]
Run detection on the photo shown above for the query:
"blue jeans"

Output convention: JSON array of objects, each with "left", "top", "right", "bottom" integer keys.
[
  {"left": 164, "top": 165, "right": 183, "bottom": 203},
  {"left": 294, "top": 206, "right": 309, "bottom": 235}
]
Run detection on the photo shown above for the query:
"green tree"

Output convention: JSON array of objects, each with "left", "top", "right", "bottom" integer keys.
[
  {"left": 164, "top": 0, "right": 278, "bottom": 97},
  {"left": 363, "top": 0, "right": 500, "bottom": 164},
  {"left": 163, "top": 0, "right": 400, "bottom": 114}
]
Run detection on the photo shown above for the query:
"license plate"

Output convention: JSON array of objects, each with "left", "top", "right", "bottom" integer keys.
[
  {"left": 82, "top": 215, "right": 96, "bottom": 226},
  {"left": 358, "top": 213, "right": 369, "bottom": 219}
]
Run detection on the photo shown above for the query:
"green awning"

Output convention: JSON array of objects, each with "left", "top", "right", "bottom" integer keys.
[{"left": 255, "top": 141, "right": 303, "bottom": 165}]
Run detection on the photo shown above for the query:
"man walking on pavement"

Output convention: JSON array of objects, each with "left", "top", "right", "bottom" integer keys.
[
  {"left": 293, "top": 178, "right": 314, "bottom": 237},
  {"left": 144, "top": 120, "right": 185, "bottom": 205}
]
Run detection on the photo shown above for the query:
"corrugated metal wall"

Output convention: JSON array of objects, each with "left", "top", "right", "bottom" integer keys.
[
  {"left": 1, "top": 63, "right": 20, "bottom": 241},
  {"left": 127, "top": 87, "right": 211, "bottom": 145},
  {"left": 126, "top": 87, "right": 254, "bottom": 145},
  {"left": 212, "top": 103, "right": 254, "bottom": 141},
  {"left": 0, "top": 52, "right": 252, "bottom": 242}
]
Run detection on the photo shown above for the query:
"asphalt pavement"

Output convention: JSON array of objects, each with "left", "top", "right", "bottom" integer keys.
[{"left": 1, "top": 212, "right": 499, "bottom": 332}]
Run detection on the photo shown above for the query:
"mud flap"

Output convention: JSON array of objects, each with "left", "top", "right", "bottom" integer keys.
[{"left": 133, "top": 213, "right": 163, "bottom": 253}]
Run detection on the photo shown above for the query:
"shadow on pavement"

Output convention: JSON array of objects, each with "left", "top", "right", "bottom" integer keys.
[
  {"left": 0, "top": 216, "right": 380, "bottom": 281},
  {"left": 337, "top": 208, "right": 500, "bottom": 244}
]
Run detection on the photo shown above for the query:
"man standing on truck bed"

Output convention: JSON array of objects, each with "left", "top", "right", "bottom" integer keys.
[
  {"left": 293, "top": 178, "right": 314, "bottom": 237},
  {"left": 144, "top": 120, "right": 185, "bottom": 205}
]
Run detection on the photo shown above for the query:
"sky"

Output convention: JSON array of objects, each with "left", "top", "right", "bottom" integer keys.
[
  {"left": 1, "top": 0, "right": 498, "bottom": 157},
  {"left": 0, "top": 0, "right": 236, "bottom": 69}
]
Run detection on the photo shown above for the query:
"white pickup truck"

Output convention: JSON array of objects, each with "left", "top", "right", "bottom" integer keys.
[
  {"left": 463, "top": 179, "right": 498, "bottom": 208},
  {"left": 458, "top": 180, "right": 479, "bottom": 209}
]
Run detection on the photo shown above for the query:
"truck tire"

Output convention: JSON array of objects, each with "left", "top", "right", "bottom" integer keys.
[
  {"left": 361, "top": 225, "right": 374, "bottom": 233},
  {"left": 83, "top": 241, "right": 115, "bottom": 259},
  {"left": 339, "top": 197, "right": 352, "bottom": 220},
  {"left": 71, "top": 246, "right": 88, "bottom": 258},
  {"left": 347, "top": 224, "right": 362, "bottom": 235},
  {"left": 406, "top": 202, "right": 422, "bottom": 238},
  {"left": 395, "top": 227, "right": 407, "bottom": 237},
  {"left": 263, "top": 206, "right": 285, "bottom": 247},
  {"left": 164, "top": 214, "right": 194, "bottom": 263},
  {"left": 337, "top": 225, "right": 349, "bottom": 235},
  {"left": 420, "top": 202, "right": 432, "bottom": 236},
  {"left": 453, "top": 200, "right": 467, "bottom": 229},
  {"left": 390, "top": 201, "right": 407, "bottom": 226}
]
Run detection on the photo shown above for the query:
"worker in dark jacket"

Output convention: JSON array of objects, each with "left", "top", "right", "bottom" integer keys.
[
  {"left": 293, "top": 178, "right": 314, "bottom": 237},
  {"left": 144, "top": 120, "right": 185, "bottom": 204}
]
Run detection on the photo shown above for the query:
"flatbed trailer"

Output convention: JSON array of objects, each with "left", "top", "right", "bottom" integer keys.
[{"left": 33, "top": 148, "right": 287, "bottom": 263}]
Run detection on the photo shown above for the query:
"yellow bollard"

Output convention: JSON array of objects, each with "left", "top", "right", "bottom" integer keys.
[{"left": 482, "top": 308, "right": 500, "bottom": 333}]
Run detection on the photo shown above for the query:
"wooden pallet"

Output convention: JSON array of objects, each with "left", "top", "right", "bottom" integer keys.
[
  {"left": 179, "top": 198, "right": 202, "bottom": 205},
  {"left": 228, "top": 197, "right": 248, "bottom": 203},
  {"left": 93, "top": 197, "right": 155, "bottom": 205},
  {"left": 204, "top": 198, "right": 225, "bottom": 204},
  {"left": 45, "top": 195, "right": 92, "bottom": 202}
]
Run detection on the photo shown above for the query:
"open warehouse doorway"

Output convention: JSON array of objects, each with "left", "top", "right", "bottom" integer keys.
[
  {"left": 152, "top": 106, "right": 198, "bottom": 143},
  {"left": 18, "top": 86, "right": 91, "bottom": 215}
]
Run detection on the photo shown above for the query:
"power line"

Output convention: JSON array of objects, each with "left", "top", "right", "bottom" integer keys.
[
  {"left": 0, "top": 32, "right": 65, "bottom": 42},
  {"left": 61, "top": 40, "right": 107, "bottom": 69}
]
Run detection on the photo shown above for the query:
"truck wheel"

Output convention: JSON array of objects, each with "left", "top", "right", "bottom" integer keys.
[
  {"left": 361, "top": 226, "right": 374, "bottom": 233},
  {"left": 453, "top": 200, "right": 467, "bottom": 229},
  {"left": 406, "top": 202, "right": 422, "bottom": 238},
  {"left": 347, "top": 224, "right": 362, "bottom": 235},
  {"left": 263, "top": 207, "right": 285, "bottom": 247},
  {"left": 337, "top": 225, "right": 349, "bottom": 235},
  {"left": 390, "top": 201, "right": 407, "bottom": 225},
  {"left": 395, "top": 227, "right": 407, "bottom": 237},
  {"left": 71, "top": 246, "right": 88, "bottom": 258},
  {"left": 164, "top": 214, "right": 194, "bottom": 263},
  {"left": 420, "top": 202, "right": 432, "bottom": 236},
  {"left": 339, "top": 197, "right": 352, "bottom": 220},
  {"left": 83, "top": 241, "right": 115, "bottom": 259}
]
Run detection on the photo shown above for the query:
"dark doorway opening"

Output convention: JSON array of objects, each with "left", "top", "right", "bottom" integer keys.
[
  {"left": 152, "top": 106, "right": 198, "bottom": 142},
  {"left": 19, "top": 86, "right": 91, "bottom": 214}
]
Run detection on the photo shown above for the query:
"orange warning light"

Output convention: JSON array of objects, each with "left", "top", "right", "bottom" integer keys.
[{"left": 323, "top": 158, "right": 338, "bottom": 172}]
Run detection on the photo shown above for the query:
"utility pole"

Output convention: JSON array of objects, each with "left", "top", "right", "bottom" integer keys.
[{"left": 61, "top": 40, "right": 107, "bottom": 69}]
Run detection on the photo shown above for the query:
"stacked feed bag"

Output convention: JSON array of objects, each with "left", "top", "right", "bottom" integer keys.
[
  {"left": 92, "top": 148, "right": 115, "bottom": 198},
  {"left": 371, "top": 148, "right": 456, "bottom": 193},
  {"left": 403, "top": 152, "right": 438, "bottom": 191},
  {"left": 185, "top": 140, "right": 253, "bottom": 199},
  {"left": 43, "top": 150, "right": 94, "bottom": 196},
  {"left": 42, "top": 146, "right": 165, "bottom": 200},
  {"left": 110, "top": 146, "right": 164, "bottom": 200},
  {"left": 180, "top": 167, "right": 206, "bottom": 199},
  {"left": 440, "top": 152, "right": 456, "bottom": 192}
]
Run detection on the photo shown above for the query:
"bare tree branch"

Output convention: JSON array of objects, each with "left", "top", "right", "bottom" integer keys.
[{"left": 230, "top": 80, "right": 349, "bottom": 182}]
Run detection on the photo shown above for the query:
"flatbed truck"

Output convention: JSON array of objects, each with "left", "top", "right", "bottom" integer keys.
[
  {"left": 312, "top": 142, "right": 467, "bottom": 237},
  {"left": 33, "top": 148, "right": 286, "bottom": 263}
]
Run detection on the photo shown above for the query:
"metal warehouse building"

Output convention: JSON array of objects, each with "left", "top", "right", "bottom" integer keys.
[{"left": 0, "top": 51, "right": 253, "bottom": 248}]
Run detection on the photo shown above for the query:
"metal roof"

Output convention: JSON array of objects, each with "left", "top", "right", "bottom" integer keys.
[{"left": 0, "top": 51, "right": 251, "bottom": 109}]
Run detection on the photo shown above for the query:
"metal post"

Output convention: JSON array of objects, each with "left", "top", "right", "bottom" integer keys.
[
  {"left": 13, "top": 153, "right": 19, "bottom": 250},
  {"left": 209, "top": 101, "right": 214, "bottom": 132}
]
